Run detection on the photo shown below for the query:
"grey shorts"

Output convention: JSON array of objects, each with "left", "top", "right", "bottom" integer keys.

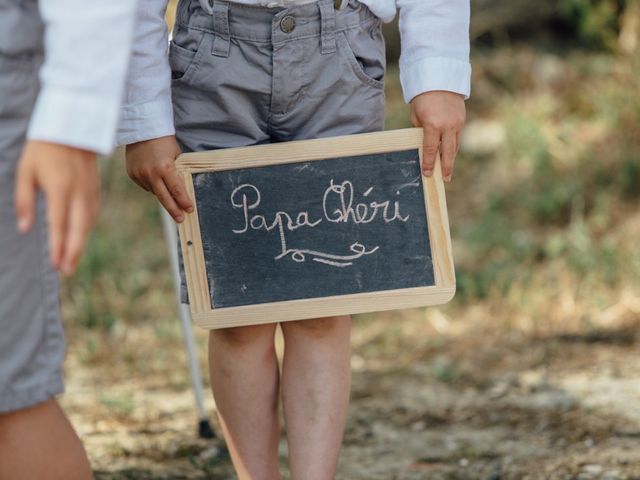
[
  {"left": 0, "top": 53, "right": 66, "bottom": 413},
  {"left": 171, "top": 0, "right": 386, "bottom": 302}
]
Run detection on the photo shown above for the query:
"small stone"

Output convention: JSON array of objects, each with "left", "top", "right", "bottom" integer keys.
[
  {"left": 166, "top": 441, "right": 179, "bottom": 456},
  {"left": 532, "top": 54, "right": 566, "bottom": 88},
  {"left": 488, "top": 380, "right": 511, "bottom": 399},
  {"left": 198, "top": 446, "right": 220, "bottom": 461},
  {"left": 583, "top": 465, "right": 603, "bottom": 475},
  {"left": 603, "top": 471, "right": 621, "bottom": 480},
  {"left": 576, "top": 474, "right": 594, "bottom": 480},
  {"left": 410, "top": 421, "right": 426, "bottom": 432},
  {"left": 459, "top": 458, "right": 469, "bottom": 467}
]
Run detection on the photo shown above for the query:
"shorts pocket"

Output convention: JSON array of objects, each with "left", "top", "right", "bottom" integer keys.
[
  {"left": 169, "top": 31, "right": 209, "bottom": 85},
  {"left": 0, "top": 54, "right": 41, "bottom": 119},
  {"left": 338, "top": 22, "right": 386, "bottom": 90}
]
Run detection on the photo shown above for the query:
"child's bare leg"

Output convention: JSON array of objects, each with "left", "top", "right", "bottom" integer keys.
[
  {"left": 209, "top": 323, "right": 281, "bottom": 479},
  {"left": 280, "top": 316, "right": 352, "bottom": 480},
  {"left": 0, "top": 399, "right": 92, "bottom": 480}
]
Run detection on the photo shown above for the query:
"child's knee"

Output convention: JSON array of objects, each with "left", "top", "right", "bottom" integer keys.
[
  {"left": 283, "top": 316, "right": 351, "bottom": 339},
  {"left": 211, "top": 323, "right": 276, "bottom": 349}
]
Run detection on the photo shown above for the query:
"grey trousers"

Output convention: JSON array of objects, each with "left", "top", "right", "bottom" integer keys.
[
  {"left": 0, "top": 2, "right": 65, "bottom": 413},
  {"left": 172, "top": 0, "right": 386, "bottom": 302}
]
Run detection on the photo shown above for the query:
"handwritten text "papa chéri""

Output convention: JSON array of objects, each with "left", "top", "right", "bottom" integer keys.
[{"left": 230, "top": 180, "right": 410, "bottom": 268}]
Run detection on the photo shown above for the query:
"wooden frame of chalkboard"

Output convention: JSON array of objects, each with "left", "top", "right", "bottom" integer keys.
[{"left": 176, "top": 128, "right": 455, "bottom": 329}]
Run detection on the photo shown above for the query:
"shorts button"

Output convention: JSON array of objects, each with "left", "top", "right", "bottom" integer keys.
[{"left": 280, "top": 15, "right": 296, "bottom": 33}]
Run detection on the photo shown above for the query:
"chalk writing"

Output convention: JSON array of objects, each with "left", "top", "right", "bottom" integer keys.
[
  {"left": 230, "top": 179, "right": 410, "bottom": 267},
  {"left": 275, "top": 243, "right": 380, "bottom": 268}
]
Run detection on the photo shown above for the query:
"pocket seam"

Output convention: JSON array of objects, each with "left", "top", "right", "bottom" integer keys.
[
  {"left": 337, "top": 30, "right": 385, "bottom": 91},
  {"left": 0, "top": 52, "right": 43, "bottom": 71},
  {"left": 170, "top": 32, "right": 209, "bottom": 85}
]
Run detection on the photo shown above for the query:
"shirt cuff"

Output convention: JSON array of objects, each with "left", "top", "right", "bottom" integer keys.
[
  {"left": 27, "top": 85, "right": 121, "bottom": 155},
  {"left": 400, "top": 56, "right": 472, "bottom": 104},
  {"left": 116, "top": 99, "right": 176, "bottom": 146}
]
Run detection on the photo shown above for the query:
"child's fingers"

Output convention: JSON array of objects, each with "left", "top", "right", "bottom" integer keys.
[
  {"left": 125, "top": 157, "right": 153, "bottom": 192},
  {"left": 162, "top": 169, "right": 194, "bottom": 213},
  {"left": 130, "top": 175, "right": 152, "bottom": 193},
  {"left": 152, "top": 180, "right": 185, "bottom": 223},
  {"left": 60, "top": 193, "right": 92, "bottom": 275},
  {"left": 45, "top": 185, "right": 70, "bottom": 270},
  {"left": 422, "top": 126, "right": 440, "bottom": 177},
  {"left": 14, "top": 161, "right": 36, "bottom": 233},
  {"left": 440, "top": 129, "right": 458, "bottom": 183}
]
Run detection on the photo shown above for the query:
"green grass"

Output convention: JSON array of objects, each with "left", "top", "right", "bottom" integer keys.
[{"left": 452, "top": 49, "right": 640, "bottom": 314}]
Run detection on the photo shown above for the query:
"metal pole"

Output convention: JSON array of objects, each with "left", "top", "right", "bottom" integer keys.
[{"left": 160, "top": 208, "right": 214, "bottom": 438}]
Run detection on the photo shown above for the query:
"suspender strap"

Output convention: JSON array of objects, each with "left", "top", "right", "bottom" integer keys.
[
  {"left": 319, "top": 1, "right": 337, "bottom": 55},
  {"left": 211, "top": 0, "right": 231, "bottom": 57}
]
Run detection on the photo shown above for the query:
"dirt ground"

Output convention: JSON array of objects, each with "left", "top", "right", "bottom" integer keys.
[{"left": 59, "top": 302, "right": 640, "bottom": 480}]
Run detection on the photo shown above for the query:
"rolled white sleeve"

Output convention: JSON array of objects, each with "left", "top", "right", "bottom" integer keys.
[
  {"left": 364, "top": 0, "right": 471, "bottom": 103},
  {"left": 27, "top": 1, "right": 137, "bottom": 155},
  {"left": 116, "top": 0, "right": 175, "bottom": 146},
  {"left": 396, "top": 0, "right": 471, "bottom": 102}
]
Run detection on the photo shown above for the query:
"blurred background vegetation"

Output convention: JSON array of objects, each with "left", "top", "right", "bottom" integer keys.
[{"left": 60, "top": 1, "right": 640, "bottom": 478}]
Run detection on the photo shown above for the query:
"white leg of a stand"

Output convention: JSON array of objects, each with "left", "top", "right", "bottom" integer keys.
[{"left": 160, "top": 208, "right": 213, "bottom": 437}]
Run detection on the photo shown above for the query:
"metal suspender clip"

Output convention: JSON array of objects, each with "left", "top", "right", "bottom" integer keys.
[
  {"left": 334, "top": 0, "right": 348, "bottom": 10},
  {"left": 200, "top": 0, "right": 214, "bottom": 15}
]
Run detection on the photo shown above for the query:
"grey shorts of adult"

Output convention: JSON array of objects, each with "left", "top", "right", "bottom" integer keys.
[
  {"left": 0, "top": 52, "right": 66, "bottom": 413},
  {"left": 171, "top": 0, "right": 386, "bottom": 303}
]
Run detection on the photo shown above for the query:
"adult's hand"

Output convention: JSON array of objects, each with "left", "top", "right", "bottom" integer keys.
[
  {"left": 15, "top": 141, "right": 99, "bottom": 275},
  {"left": 410, "top": 91, "right": 466, "bottom": 182},
  {"left": 125, "top": 135, "right": 193, "bottom": 223}
]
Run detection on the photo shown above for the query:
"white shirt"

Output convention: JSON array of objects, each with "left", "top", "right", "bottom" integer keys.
[
  {"left": 26, "top": 0, "right": 137, "bottom": 155},
  {"left": 117, "top": 0, "right": 471, "bottom": 146}
]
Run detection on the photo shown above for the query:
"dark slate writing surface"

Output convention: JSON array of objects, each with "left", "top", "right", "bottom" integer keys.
[{"left": 193, "top": 149, "right": 434, "bottom": 308}]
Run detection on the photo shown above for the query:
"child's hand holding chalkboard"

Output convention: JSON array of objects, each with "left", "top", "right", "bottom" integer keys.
[
  {"left": 125, "top": 135, "right": 194, "bottom": 223},
  {"left": 410, "top": 91, "right": 466, "bottom": 183}
]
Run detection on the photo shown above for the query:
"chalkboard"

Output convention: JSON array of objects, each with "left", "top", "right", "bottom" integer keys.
[
  {"left": 177, "top": 129, "right": 455, "bottom": 329},
  {"left": 193, "top": 148, "right": 433, "bottom": 308}
]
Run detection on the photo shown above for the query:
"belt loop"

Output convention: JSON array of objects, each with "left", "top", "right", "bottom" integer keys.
[
  {"left": 319, "top": 1, "right": 337, "bottom": 55},
  {"left": 211, "top": 0, "right": 231, "bottom": 58}
]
